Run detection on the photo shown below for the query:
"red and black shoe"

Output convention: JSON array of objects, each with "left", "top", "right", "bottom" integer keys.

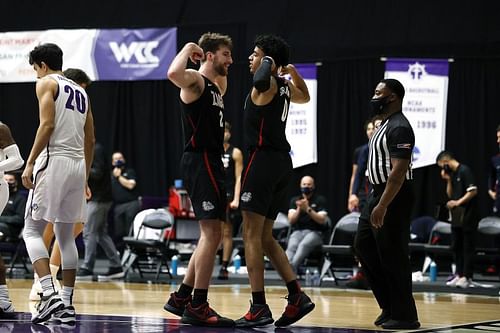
[
  {"left": 181, "top": 302, "right": 234, "bottom": 327},
  {"left": 235, "top": 301, "right": 274, "bottom": 327},
  {"left": 275, "top": 292, "right": 315, "bottom": 327},
  {"left": 163, "top": 292, "right": 192, "bottom": 317},
  {"left": 218, "top": 267, "right": 229, "bottom": 280}
]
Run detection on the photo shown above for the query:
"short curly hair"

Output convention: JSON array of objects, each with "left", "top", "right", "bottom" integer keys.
[{"left": 254, "top": 34, "right": 290, "bottom": 68}]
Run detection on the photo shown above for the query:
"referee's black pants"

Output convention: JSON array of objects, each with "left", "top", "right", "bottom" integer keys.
[{"left": 354, "top": 182, "right": 418, "bottom": 322}]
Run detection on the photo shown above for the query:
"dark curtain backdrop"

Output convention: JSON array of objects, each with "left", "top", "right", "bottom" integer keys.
[
  {"left": 0, "top": 0, "right": 499, "bottom": 223},
  {"left": 1, "top": 58, "right": 499, "bottom": 224}
]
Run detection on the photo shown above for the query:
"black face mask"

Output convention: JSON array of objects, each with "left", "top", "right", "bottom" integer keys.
[
  {"left": 370, "top": 95, "right": 390, "bottom": 115},
  {"left": 301, "top": 187, "right": 313, "bottom": 195},
  {"left": 8, "top": 183, "right": 16, "bottom": 194},
  {"left": 442, "top": 164, "right": 452, "bottom": 174}
]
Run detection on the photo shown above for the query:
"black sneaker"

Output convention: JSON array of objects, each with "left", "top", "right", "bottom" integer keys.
[
  {"left": 181, "top": 302, "right": 234, "bottom": 327},
  {"left": 97, "top": 267, "right": 125, "bottom": 281},
  {"left": 275, "top": 292, "right": 315, "bottom": 327},
  {"left": 163, "top": 292, "right": 192, "bottom": 317},
  {"left": 217, "top": 268, "right": 229, "bottom": 280},
  {"left": 235, "top": 301, "right": 274, "bottom": 327},
  {"left": 76, "top": 268, "right": 93, "bottom": 281}
]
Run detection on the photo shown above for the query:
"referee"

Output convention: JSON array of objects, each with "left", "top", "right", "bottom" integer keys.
[{"left": 353, "top": 79, "right": 420, "bottom": 330}]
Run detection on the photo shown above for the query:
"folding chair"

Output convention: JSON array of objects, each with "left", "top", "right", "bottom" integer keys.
[
  {"left": 121, "top": 208, "right": 177, "bottom": 281},
  {"left": 320, "top": 212, "right": 360, "bottom": 285},
  {"left": 475, "top": 216, "right": 500, "bottom": 267},
  {"left": 0, "top": 228, "right": 30, "bottom": 277}
]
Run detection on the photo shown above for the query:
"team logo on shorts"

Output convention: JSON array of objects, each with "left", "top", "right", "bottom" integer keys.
[
  {"left": 202, "top": 201, "right": 215, "bottom": 211},
  {"left": 241, "top": 192, "right": 252, "bottom": 202},
  {"left": 31, "top": 203, "right": 39, "bottom": 211}
]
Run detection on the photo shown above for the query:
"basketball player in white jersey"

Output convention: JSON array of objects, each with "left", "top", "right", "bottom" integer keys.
[
  {"left": 22, "top": 43, "right": 95, "bottom": 325},
  {"left": 0, "top": 122, "right": 24, "bottom": 317}
]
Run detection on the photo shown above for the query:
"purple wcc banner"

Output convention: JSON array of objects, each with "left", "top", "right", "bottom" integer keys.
[{"left": 93, "top": 28, "right": 177, "bottom": 80}]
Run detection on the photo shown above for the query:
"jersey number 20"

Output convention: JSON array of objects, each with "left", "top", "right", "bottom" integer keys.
[{"left": 64, "top": 85, "right": 87, "bottom": 114}]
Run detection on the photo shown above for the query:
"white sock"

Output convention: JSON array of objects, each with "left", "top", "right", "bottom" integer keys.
[
  {"left": 0, "top": 285, "right": 9, "bottom": 301},
  {"left": 39, "top": 275, "right": 56, "bottom": 297},
  {"left": 50, "top": 264, "right": 60, "bottom": 280},
  {"left": 60, "top": 286, "right": 74, "bottom": 306}
]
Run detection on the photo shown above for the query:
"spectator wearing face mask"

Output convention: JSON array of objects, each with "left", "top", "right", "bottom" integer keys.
[
  {"left": 285, "top": 175, "right": 329, "bottom": 273},
  {"left": 0, "top": 173, "right": 27, "bottom": 241},
  {"left": 111, "top": 151, "right": 141, "bottom": 253},
  {"left": 436, "top": 150, "right": 478, "bottom": 289}
]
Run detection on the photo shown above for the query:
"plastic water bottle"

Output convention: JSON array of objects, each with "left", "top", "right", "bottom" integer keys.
[
  {"left": 305, "top": 269, "right": 312, "bottom": 287},
  {"left": 171, "top": 255, "right": 178, "bottom": 277},
  {"left": 312, "top": 269, "right": 320, "bottom": 286},
  {"left": 429, "top": 261, "right": 437, "bottom": 282},
  {"left": 233, "top": 255, "right": 241, "bottom": 273}
]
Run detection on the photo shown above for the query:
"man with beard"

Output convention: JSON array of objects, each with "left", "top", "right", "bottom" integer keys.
[
  {"left": 162, "top": 32, "right": 234, "bottom": 327},
  {"left": 353, "top": 79, "right": 420, "bottom": 330}
]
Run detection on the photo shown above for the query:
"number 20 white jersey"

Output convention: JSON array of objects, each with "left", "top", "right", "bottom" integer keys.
[{"left": 40, "top": 74, "right": 88, "bottom": 159}]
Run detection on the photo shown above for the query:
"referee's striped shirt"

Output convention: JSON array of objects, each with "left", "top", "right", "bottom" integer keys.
[{"left": 367, "top": 112, "right": 415, "bottom": 185}]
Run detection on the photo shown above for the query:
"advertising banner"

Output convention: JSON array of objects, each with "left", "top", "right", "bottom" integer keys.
[{"left": 0, "top": 27, "right": 177, "bottom": 82}]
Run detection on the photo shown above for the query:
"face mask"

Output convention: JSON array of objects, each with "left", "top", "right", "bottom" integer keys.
[
  {"left": 113, "top": 160, "right": 125, "bottom": 167},
  {"left": 370, "top": 95, "right": 390, "bottom": 115},
  {"left": 301, "top": 187, "right": 313, "bottom": 195},
  {"left": 442, "top": 164, "right": 452, "bottom": 174},
  {"left": 8, "top": 183, "right": 16, "bottom": 194}
]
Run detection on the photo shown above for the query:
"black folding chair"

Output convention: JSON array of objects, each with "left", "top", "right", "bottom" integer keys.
[
  {"left": 121, "top": 209, "right": 177, "bottom": 281},
  {"left": 320, "top": 212, "right": 360, "bottom": 285}
]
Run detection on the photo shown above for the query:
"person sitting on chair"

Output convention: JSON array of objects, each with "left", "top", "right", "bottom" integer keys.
[
  {"left": 0, "top": 173, "right": 26, "bottom": 242},
  {"left": 286, "top": 175, "right": 328, "bottom": 273}
]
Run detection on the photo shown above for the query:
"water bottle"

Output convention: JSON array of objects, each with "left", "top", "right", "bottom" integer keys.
[
  {"left": 171, "top": 255, "right": 178, "bottom": 277},
  {"left": 429, "top": 261, "right": 437, "bottom": 282},
  {"left": 312, "top": 269, "right": 320, "bottom": 286},
  {"left": 305, "top": 269, "right": 312, "bottom": 287},
  {"left": 233, "top": 255, "right": 241, "bottom": 273}
]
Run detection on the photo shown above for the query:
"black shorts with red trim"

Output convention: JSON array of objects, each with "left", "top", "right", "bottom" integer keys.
[
  {"left": 180, "top": 151, "right": 226, "bottom": 221},
  {"left": 239, "top": 149, "right": 292, "bottom": 219}
]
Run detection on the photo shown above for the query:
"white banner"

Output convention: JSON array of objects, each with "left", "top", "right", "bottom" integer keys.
[
  {"left": 286, "top": 64, "right": 318, "bottom": 168},
  {"left": 385, "top": 58, "right": 449, "bottom": 169},
  {"left": 0, "top": 28, "right": 177, "bottom": 82}
]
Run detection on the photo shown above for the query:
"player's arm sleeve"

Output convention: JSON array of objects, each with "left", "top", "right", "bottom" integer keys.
[
  {"left": 0, "top": 144, "right": 24, "bottom": 172},
  {"left": 253, "top": 56, "right": 273, "bottom": 92}
]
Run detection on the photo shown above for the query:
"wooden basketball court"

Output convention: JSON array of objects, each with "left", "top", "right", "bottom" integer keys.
[{"left": 4, "top": 278, "right": 500, "bottom": 332}]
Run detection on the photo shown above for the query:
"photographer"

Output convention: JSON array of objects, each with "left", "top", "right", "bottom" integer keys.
[{"left": 436, "top": 150, "right": 478, "bottom": 288}]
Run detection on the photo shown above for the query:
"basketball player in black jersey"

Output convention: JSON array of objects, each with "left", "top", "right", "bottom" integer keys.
[
  {"left": 218, "top": 121, "right": 243, "bottom": 280},
  {"left": 235, "top": 34, "right": 315, "bottom": 328},
  {"left": 162, "top": 32, "right": 234, "bottom": 327}
]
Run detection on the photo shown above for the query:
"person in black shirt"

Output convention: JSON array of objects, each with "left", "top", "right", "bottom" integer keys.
[
  {"left": 354, "top": 79, "right": 420, "bottom": 330},
  {"left": 77, "top": 143, "right": 123, "bottom": 281},
  {"left": 236, "top": 34, "right": 314, "bottom": 328},
  {"left": 111, "top": 151, "right": 141, "bottom": 252},
  {"left": 286, "top": 175, "right": 328, "bottom": 272},
  {"left": 488, "top": 124, "right": 500, "bottom": 216},
  {"left": 218, "top": 121, "right": 243, "bottom": 280},
  {"left": 0, "top": 173, "right": 26, "bottom": 241},
  {"left": 348, "top": 119, "right": 376, "bottom": 212},
  {"left": 162, "top": 32, "right": 234, "bottom": 327},
  {"left": 436, "top": 150, "right": 478, "bottom": 288},
  {"left": 0, "top": 123, "right": 24, "bottom": 315}
]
